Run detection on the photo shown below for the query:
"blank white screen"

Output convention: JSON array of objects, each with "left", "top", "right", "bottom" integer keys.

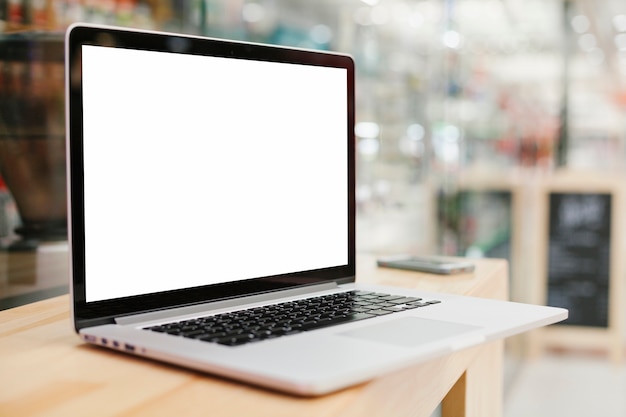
[{"left": 81, "top": 45, "right": 348, "bottom": 302}]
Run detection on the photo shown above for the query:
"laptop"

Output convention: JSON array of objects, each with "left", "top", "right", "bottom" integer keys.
[{"left": 65, "top": 23, "right": 567, "bottom": 396}]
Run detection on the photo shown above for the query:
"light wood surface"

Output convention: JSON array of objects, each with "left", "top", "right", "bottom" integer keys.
[{"left": 0, "top": 252, "right": 508, "bottom": 417}]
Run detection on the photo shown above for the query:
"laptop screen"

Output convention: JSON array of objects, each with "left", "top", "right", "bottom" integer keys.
[{"left": 66, "top": 25, "right": 355, "bottom": 324}]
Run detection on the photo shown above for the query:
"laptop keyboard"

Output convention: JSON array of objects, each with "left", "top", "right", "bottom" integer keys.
[{"left": 144, "top": 290, "right": 441, "bottom": 347}]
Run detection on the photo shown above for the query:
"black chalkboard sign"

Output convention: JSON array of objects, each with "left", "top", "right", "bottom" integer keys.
[{"left": 547, "top": 193, "right": 611, "bottom": 327}]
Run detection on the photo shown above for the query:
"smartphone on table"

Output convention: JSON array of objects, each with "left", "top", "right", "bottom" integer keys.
[{"left": 376, "top": 255, "right": 475, "bottom": 275}]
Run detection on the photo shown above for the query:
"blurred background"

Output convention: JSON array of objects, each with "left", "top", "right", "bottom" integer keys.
[{"left": 1, "top": 1, "right": 625, "bottom": 416}]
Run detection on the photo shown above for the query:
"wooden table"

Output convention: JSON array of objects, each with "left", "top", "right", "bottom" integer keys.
[{"left": 0, "top": 253, "right": 508, "bottom": 417}]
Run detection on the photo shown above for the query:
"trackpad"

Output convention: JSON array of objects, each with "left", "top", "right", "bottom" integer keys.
[{"left": 340, "top": 317, "right": 482, "bottom": 348}]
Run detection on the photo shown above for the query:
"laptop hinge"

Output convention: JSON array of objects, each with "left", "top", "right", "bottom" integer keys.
[{"left": 115, "top": 282, "right": 340, "bottom": 326}]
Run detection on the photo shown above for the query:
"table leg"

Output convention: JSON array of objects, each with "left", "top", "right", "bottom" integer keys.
[{"left": 441, "top": 340, "right": 503, "bottom": 417}]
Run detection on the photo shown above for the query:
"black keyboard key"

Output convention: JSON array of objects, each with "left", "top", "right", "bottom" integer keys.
[
  {"left": 408, "top": 301, "right": 432, "bottom": 307},
  {"left": 351, "top": 306, "right": 375, "bottom": 313},
  {"left": 366, "top": 309, "right": 394, "bottom": 316},
  {"left": 374, "top": 295, "right": 401, "bottom": 301},
  {"left": 215, "top": 333, "right": 257, "bottom": 346},
  {"left": 387, "top": 297, "right": 422, "bottom": 304},
  {"left": 147, "top": 325, "right": 168, "bottom": 333},
  {"left": 300, "top": 312, "right": 374, "bottom": 331},
  {"left": 198, "top": 332, "right": 227, "bottom": 341},
  {"left": 181, "top": 329, "right": 208, "bottom": 338}
]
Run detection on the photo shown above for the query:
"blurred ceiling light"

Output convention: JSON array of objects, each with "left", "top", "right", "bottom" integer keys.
[
  {"left": 358, "top": 138, "right": 380, "bottom": 156},
  {"left": 416, "top": 1, "right": 441, "bottom": 23},
  {"left": 399, "top": 124, "right": 425, "bottom": 157},
  {"left": 354, "top": 7, "right": 372, "bottom": 25},
  {"left": 371, "top": 5, "right": 390, "bottom": 25},
  {"left": 355, "top": 122, "right": 380, "bottom": 139},
  {"left": 407, "top": 124, "right": 425, "bottom": 141},
  {"left": 361, "top": 0, "right": 380, "bottom": 6},
  {"left": 433, "top": 124, "right": 462, "bottom": 164},
  {"left": 442, "top": 30, "right": 463, "bottom": 49},
  {"left": 442, "top": 124, "right": 461, "bottom": 142},
  {"left": 578, "top": 33, "right": 597, "bottom": 52},
  {"left": 571, "top": 15, "right": 590, "bottom": 34},
  {"left": 408, "top": 11, "right": 424, "bottom": 28},
  {"left": 613, "top": 14, "right": 626, "bottom": 32},
  {"left": 373, "top": 180, "right": 390, "bottom": 198},
  {"left": 356, "top": 184, "right": 372, "bottom": 204},
  {"left": 242, "top": 2, "right": 265, "bottom": 23},
  {"left": 615, "top": 33, "right": 626, "bottom": 51},
  {"left": 587, "top": 48, "right": 605, "bottom": 66},
  {"left": 399, "top": 137, "right": 424, "bottom": 157},
  {"left": 310, "top": 25, "right": 333, "bottom": 44}
]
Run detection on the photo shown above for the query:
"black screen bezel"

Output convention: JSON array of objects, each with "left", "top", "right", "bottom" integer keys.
[{"left": 66, "top": 24, "right": 356, "bottom": 331}]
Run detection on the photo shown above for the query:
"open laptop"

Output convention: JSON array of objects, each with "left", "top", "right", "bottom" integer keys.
[{"left": 65, "top": 23, "right": 567, "bottom": 396}]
